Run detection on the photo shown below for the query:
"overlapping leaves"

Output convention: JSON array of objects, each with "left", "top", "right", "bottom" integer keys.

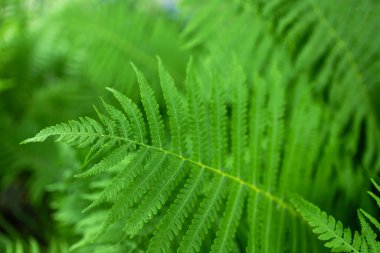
[{"left": 23, "top": 59, "right": 297, "bottom": 252}]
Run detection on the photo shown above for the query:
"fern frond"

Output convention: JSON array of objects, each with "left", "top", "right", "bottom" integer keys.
[
  {"left": 77, "top": 144, "right": 133, "bottom": 178},
  {"left": 185, "top": 58, "right": 209, "bottom": 163},
  {"left": 99, "top": 99, "right": 132, "bottom": 140},
  {"left": 230, "top": 63, "right": 248, "bottom": 178},
  {"left": 210, "top": 64, "right": 248, "bottom": 252},
  {"left": 121, "top": 61, "right": 191, "bottom": 239},
  {"left": 247, "top": 192, "right": 262, "bottom": 252},
  {"left": 246, "top": 73, "right": 267, "bottom": 252},
  {"left": 358, "top": 212, "right": 380, "bottom": 253},
  {"left": 178, "top": 176, "right": 227, "bottom": 253},
  {"left": 8, "top": 0, "right": 380, "bottom": 252},
  {"left": 147, "top": 168, "right": 204, "bottom": 253},
  {"left": 291, "top": 195, "right": 362, "bottom": 252},
  {"left": 210, "top": 74, "right": 227, "bottom": 170},
  {"left": 211, "top": 184, "right": 246, "bottom": 253},
  {"left": 96, "top": 152, "right": 169, "bottom": 237},
  {"left": 124, "top": 160, "right": 187, "bottom": 236},
  {"left": 83, "top": 148, "right": 150, "bottom": 212},
  {"left": 157, "top": 57, "right": 188, "bottom": 155},
  {"left": 133, "top": 63, "right": 166, "bottom": 148},
  {"left": 146, "top": 60, "right": 209, "bottom": 252},
  {"left": 248, "top": 73, "right": 267, "bottom": 185},
  {"left": 23, "top": 59, "right": 299, "bottom": 252},
  {"left": 106, "top": 87, "right": 147, "bottom": 143},
  {"left": 21, "top": 116, "right": 104, "bottom": 146},
  {"left": 265, "top": 67, "right": 285, "bottom": 192},
  {"left": 120, "top": 153, "right": 169, "bottom": 207},
  {"left": 292, "top": 180, "right": 380, "bottom": 253},
  {"left": 360, "top": 210, "right": 380, "bottom": 234},
  {"left": 177, "top": 76, "right": 229, "bottom": 253}
]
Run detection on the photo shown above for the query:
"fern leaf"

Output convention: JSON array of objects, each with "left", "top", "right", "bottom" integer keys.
[
  {"left": 132, "top": 63, "right": 166, "bottom": 148},
  {"left": 100, "top": 154, "right": 166, "bottom": 235},
  {"left": 230, "top": 64, "right": 248, "bottom": 178},
  {"left": 146, "top": 59, "right": 209, "bottom": 252},
  {"left": 368, "top": 179, "right": 380, "bottom": 208},
  {"left": 83, "top": 130, "right": 115, "bottom": 165},
  {"left": 176, "top": 75, "right": 229, "bottom": 253},
  {"left": 147, "top": 169, "right": 205, "bottom": 253},
  {"left": 124, "top": 160, "right": 187, "bottom": 236},
  {"left": 211, "top": 184, "right": 246, "bottom": 253},
  {"left": 371, "top": 179, "right": 380, "bottom": 193},
  {"left": 248, "top": 73, "right": 267, "bottom": 185},
  {"left": 247, "top": 73, "right": 267, "bottom": 252},
  {"left": 100, "top": 98, "right": 133, "bottom": 139},
  {"left": 178, "top": 176, "right": 227, "bottom": 253},
  {"left": 96, "top": 152, "right": 169, "bottom": 237},
  {"left": 246, "top": 192, "right": 261, "bottom": 252},
  {"left": 185, "top": 58, "right": 209, "bottom": 163},
  {"left": 259, "top": 69, "right": 285, "bottom": 253},
  {"left": 82, "top": 148, "right": 150, "bottom": 212},
  {"left": 157, "top": 57, "right": 188, "bottom": 154},
  {"left": 291, "top": 195, "right": 361, "bottom": 253},
  {"left": 119, "top": 153, "right": 169, "bottom": 207},
  {"left": 210, "top": 75, "right": 227, "bottom": 169},
  {"left": 360, "top": 209, "right": 380, "bottom": 234},
  {"left": 76, "top": 144, "right": 133, "bottom": 178},
  {"left": 360, "top": 179, "right": 380, "bottom": 236},
  {"left": 22, "top": 59, "right": 301, "bottom": 252},
  {"left": 106, "top": 87, "right": 147, "bottom": 143},
  {"left": 358, "top": 212, "right": 380, "bottom": 253},
  {"left": 94, "top": 107, "right": 119, "bottom": 139},
  {"left": 21, "top": 117, "right": 103, "bottom": 147},
  {"left": 210, "top": 63, "right": 248, "bottom": 253},
  {"left": 265, "top": 67, "right": 285, "bottom": 191}
]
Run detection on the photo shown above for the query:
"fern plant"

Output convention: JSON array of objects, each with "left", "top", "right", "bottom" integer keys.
[
  {"left": 292, "top": 179, "right": 380, "bottom": 253},
  {"left": 3, "top": 0, "right": 380, "bottom": 252},
  {"left": 22, "top": 58, "right": 310, "bottom": 252}
]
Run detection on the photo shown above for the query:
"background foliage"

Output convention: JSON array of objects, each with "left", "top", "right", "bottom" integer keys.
[{"left": 0, "top": 0, "right": 379, "bottom": 252}]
